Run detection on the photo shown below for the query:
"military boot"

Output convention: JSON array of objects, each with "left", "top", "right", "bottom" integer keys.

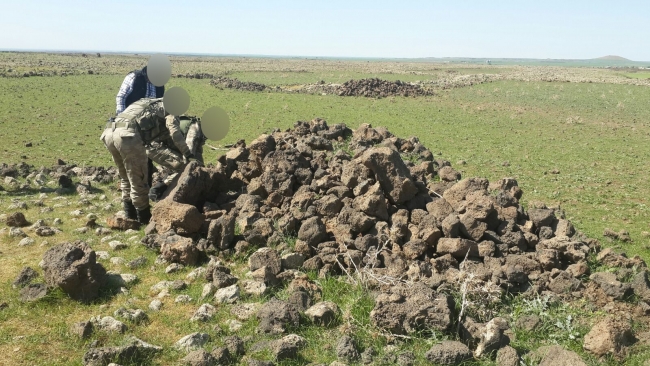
[
  {"left": 148, "top": 182, "right": 168, "bottom": 202},
  {"left": 137, "top": 206, "right": 152, "bottom": 225},
  {"left": 122, "top": 200, "right": 138, "bottom": 220}
]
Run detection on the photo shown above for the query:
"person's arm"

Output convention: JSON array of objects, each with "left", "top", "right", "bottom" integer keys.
[
  {"left": 115, "top": 73, "right": 135, "bottom": 114},
  {"left": 165, "top": 115, "right": 192, "bottom": 158}
]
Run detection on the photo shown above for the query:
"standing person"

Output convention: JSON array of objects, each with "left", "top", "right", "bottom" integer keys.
[
  {"left": 115, "top": 65, "right": 165, "bottom": 187},
  {"left": 115, "top": 66, "right": 165, "bottom": 114},
  {"left": 101, "top": 98, "right": 195, "bottom": 225}
]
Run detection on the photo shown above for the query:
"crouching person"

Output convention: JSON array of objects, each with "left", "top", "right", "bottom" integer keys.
[
  {"left": 147, "top": 115, "right": 205, "bottom": 201},
  {"left": 101, "top": 98, "right": 194, "bottom": 225}
]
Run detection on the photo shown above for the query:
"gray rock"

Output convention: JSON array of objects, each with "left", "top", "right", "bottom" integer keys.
[
  {"left": 270, "top": 334, "right": 306, "bottom": 360},
  {"left": 108, "top": 240, "right": 127, "bottom": 250},
  {"left": 191, "top": 304, "right": 217, "bottom": 322},
  {"left": 20, "top": 283, "right": 47, "bottom": 302},
  {"left": 243, "top": 280, "right": 268, "bottom": 297},
  {"left": 175, "top": 295, "right": 193, "bottom": 303},
  {"left": 114, "top": 307, "right": 148, "bottom": 324},
  {"left": 126, "top": 256, "right": 147, "bottom": 269},
  {"left": 18, "top": 237, "right": 35, "bottom": 246},
  {"left": 91, "top": 316, "right": 127, "bottom": 333},
  {"left": 281, "top": 253, "right": 305, "bottom": 270},
  {"left": 181, "top": 349, "right": 216, "bottom": 366},
  {"left": 70, "top": 321, "right": 93, "bottom": 339},
  {"left": 305, "top": 301, "right": 339, "bottom": 326},
  {"left": 249, "top": 247, "right": 282, "bottom": 275},
  {"left": 215, "top": 284, "right": 240, "bottom": 304},
  {"left": 336, "top": 336, "right": 359, "bottom": 362},
  {"left": 174, "top": 332, "right": 210, "bottom": 351},
  {"left": 82, "top": 336, "right": 162, "bottom": 366},
  {"left": 149, "top": 299, "right": 163, "bottom": 311}
]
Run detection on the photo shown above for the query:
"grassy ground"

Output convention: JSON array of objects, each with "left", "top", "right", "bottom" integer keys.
[{"left": 2, "top": 55, "right": 650, "bottom": 365}]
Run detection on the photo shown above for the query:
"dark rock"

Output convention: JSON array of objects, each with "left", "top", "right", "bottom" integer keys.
[
  {"left": 370, "top": 283, "right": 453, "bottom": 335},
  {"left": 358, "top": 147, "right": 418, "bottom": 204},
  {"left": 425, "top": 341, "right": 472, "bottom": 365},
  {"left": 590, "top": 272, "right": 632, "bottom": 300},
  {"left": 12, "top": 266, "right": 38, "bottom": 288},
  {"left": 6, "top": 212, "right": 29, "bottom": 227},
  {"left": 42, "top": 241, "right": 106, "bottom": 303},
  {"left": 182, "top": 349, "right": 216, "bottom": 366},
  {"left": 336, "top": 335, "right": 359, "bottom": 362},
  {"left": 257, "top": 299, "right": 300, "bottom": 334}
]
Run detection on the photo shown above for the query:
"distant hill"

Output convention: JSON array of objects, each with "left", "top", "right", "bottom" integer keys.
[{"left": 596, "top": 55, "right": 630, "bottom": 61}]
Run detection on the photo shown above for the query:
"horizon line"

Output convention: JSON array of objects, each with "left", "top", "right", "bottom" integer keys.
[{"left": 1, "top": 48, "right": 648, "bottom": 63}]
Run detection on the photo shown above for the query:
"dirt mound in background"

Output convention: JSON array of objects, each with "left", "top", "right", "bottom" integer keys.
[
  {"left": 209, "top": 76, "right": 433, "bottom": 98},
  {"left": 210, "top": 76, "right": 270, "bottom": 92},
  {"left": 335, "top": 78, "right": 433, "bottom": 98}
]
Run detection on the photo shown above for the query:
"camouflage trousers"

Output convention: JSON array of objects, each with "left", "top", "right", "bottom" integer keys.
[
  {"left": 147, "top": 122, "right": 204, "bottom": 184},
  {"left": 146, "top": 142, "right": 185, "bottom": 184},
  {"left": 100, "top": 127, "right": 149, "bottom": 210}
]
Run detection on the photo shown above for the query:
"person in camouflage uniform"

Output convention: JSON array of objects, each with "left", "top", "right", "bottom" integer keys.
[
  {"left": 100, "top": 98, "right": 197, "bottom": 224},
  {"left": 147, "top": 116, "right": 205, "bottom": 200}
]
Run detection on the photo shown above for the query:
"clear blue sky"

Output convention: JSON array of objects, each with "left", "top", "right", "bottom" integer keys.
[{"left": 2, "top": 0, "right": 648, "bottom": 60}]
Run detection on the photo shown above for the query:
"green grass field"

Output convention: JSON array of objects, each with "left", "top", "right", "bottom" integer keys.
[
  {"left": 1, "top": 55, "right": 650, "bottom": 365},
  {"left": 1, "top": 72, "right": 649, "bottom": 260}
]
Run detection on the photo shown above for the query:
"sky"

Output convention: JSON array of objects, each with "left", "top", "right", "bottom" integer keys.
[{"left": 1, "top": 0, "right": 648, "bottom": 60}]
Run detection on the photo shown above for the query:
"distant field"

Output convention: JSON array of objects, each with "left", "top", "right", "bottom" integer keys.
[
  {"left": 2, "top": 53, "right": 650, "bottom": 365},
  {"left": 0, "top": 65, "right": 649, "bottom": 261}
]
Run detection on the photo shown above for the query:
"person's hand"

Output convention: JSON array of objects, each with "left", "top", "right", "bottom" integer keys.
[{"left": 186, "top": 154, "right": 203, "bottom": 166}]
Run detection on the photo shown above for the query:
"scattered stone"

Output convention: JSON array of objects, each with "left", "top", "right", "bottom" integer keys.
[
  {"left": 174, "top": 333, "right": 210, "bottom": 351},
  {"left": 215, "top": 284, "right": 240, "bottom": 304},
  {"left": 583, "top": 317, "right": 634, "bottom": 357},
  {"left": 257, "top": 299, "right": 300, "bottom": 334},
  {"left": 17, "top": 237, "right": 35, "bottom": 246},
  {"left": 175, "top": 295, "right": 193, "bottom": 303},
  {"left": 191, "top": 304, "right": 216, "bottom": 322},
  {"left": 6, "top": 212, "right": 29, "bottom": 227},
  {"left": 535, "top": 345, "right": 587, "bottom": 366},
  {"left": 126, "top": 256, "right": 147, "bottom": 269},
  {"left": 496, "top": 346, "right": 519, "bottom": 366},
  {"left": 70, "top": 321, "right": 93, "bottom": 339},
  {"left": 20, "top": 283, "right": 48, "bottom": 302},
  {"left": 166, "top": 263, "right": 185, "bottom": 273},
  {"left": 336, "top": 336, "right": 359, "bottom": 363},
  {"left": 272, "top": 334, "right": 307, "bottom": 360},
  {"left": 149, "top": 299, "right": 163, "bottom": 311},
  {"left": 42, "top": 241, "right": 107, "bottom": 303},
  {"left": 305, "top": 301, "right": 339, "bottom": 326},
  {"left": 425, "top": 341, "right": 472, "bottom": 366},
  {"left": 12, "top": 267, "right": 38, "bottom": 288},
  {"left": 91, "top": 316, "right": 127, "bottom": 333},
  {"left": 114, "top": 307, "right": 148, "bottom": 324},
  {"left": 181, "top": 349, "right": 216, "bottom": 366},
  {"left": 82, "top": 337, "right": 162, "bottom": 366},
  {"left": 109, "top": 240, "right": 127, "bottom": 250}
]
